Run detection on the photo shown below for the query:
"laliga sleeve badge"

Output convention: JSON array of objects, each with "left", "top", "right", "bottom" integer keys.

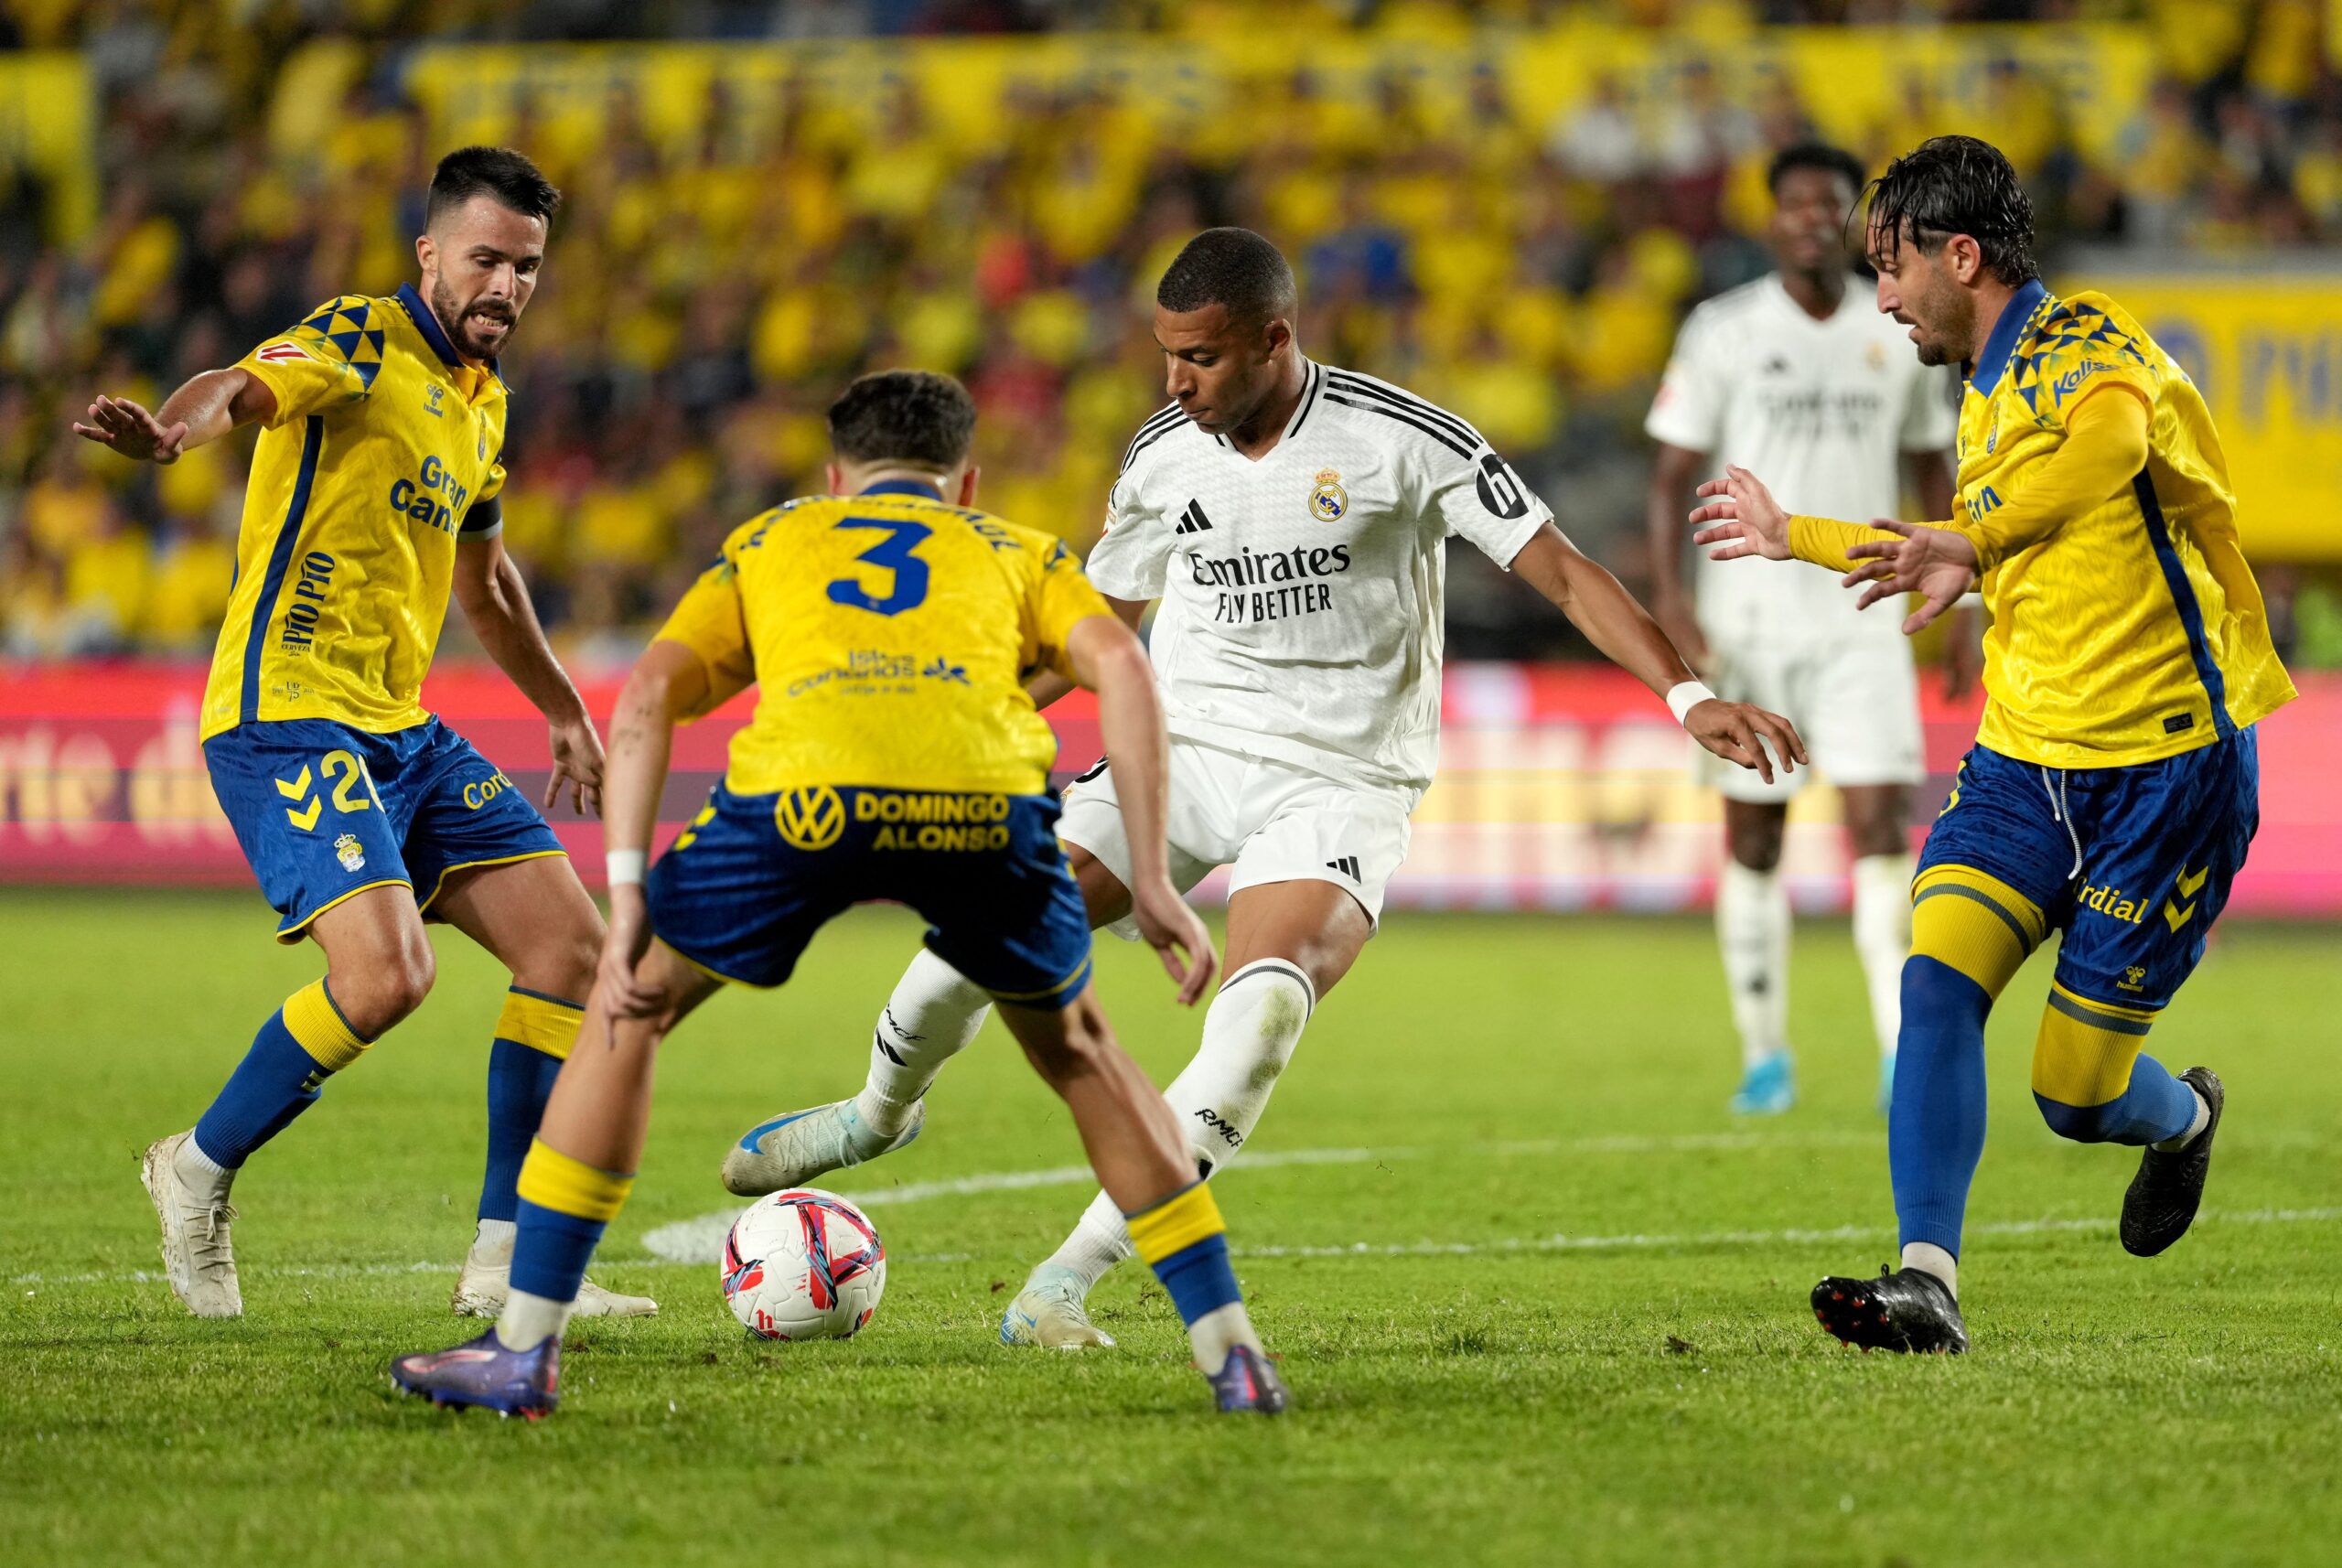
[
  {"left": 1308, "top": 468, "right": 1348, "bottom": 522},
  {"left": 333, "top": 832, "right": 367, "bottom": 873}
]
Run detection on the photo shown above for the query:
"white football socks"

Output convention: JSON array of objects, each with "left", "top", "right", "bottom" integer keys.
[
  {"left": 854, "top": 949, "right": 991, "bottom": 1137},
  {"left": 495, "top": 1287, "right": 572, "bottom": 1353},
  {"left": 1186, "top": 1300, "right": 1264, "bottom": 1378},
  {"left": 1039, "top": 960, "right": 1317, "bottom": 1292},
  {"left": 174, "top": 1133, "right": 234, "bottom": 1203},
  {"left": 1716, "top": 861, "right": 1790, "bottom": 1069},
  {"left": 1852, "top": 853, "right": 1917, "bottom": 1060},
  {"left": 470, "top": 1218, "right": 517, "bottom": 1259},
  {"left": 1901, "top": 1241, "right": 1958, "bottom": 1298}
]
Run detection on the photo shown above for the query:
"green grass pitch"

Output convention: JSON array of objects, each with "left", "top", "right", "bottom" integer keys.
[{"left": 4, "top": 888, "right": 2339, "bottom": 1567}]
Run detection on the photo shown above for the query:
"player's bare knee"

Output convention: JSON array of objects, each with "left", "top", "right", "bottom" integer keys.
[
  {"left": 1843, "top": 789, "right": 1914, "bottom": 859},
  {"left": 335, "top": 938, "right": 435, "bottom": 1035},
  {"left": 1069, "top": 847, "right": 1132, "bottom": 928},
  {"left": 1010, "top": 1000, "right": 1114, "bottom": 1086},
  {"left": 1724, "top": 809, "right": 1786, "bottom": 871}
]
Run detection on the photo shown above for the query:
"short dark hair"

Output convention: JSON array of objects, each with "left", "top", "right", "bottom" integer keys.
[
  {"left": 1767, "top": 141, "right": 1865, "bottom": 198},
  {"left": 1863, "top": 134, "right": 2037, "bottom": 285},
  {"left": 425, "top": 146, "right": 561, "bottom": 231},
  {"left": 1156, "top": 228, "right": 1297, "bottom": 327},
  {"left": 827, "top": 370, "right": 977, "bottom": 469}
]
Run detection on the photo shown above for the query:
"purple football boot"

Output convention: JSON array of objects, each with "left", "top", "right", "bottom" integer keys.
[
  {"left": 390, "top": 1328, "right": 559, "bottom": 1420},
  {"left": 1209, "top": 1344, "right": 1290, "bottom": 1414}
]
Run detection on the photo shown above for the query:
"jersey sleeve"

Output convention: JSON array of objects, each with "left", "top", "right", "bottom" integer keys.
[
  {"left": 1643, "top": 306, "right": 1724, "bottom": 453},
  {"left": 1026, "top": 536, "right": 1115, "bottom": 682},
  {"left": 652, "top": 553, "right": 756, "bottom": 720},
  {"left": 459, "top": 454, "right": 508, "bottom": 538},
  {"left": 1082, "top": 466, "right": 1173, "bottom": 600},
  {"left": 1418, "top": 431, "right": 1553, "bottom": 570},
  {"left": 238, "top": 295, "right": 383, "bottom": 427},
  {"left": 1899, "top": 364, "right": 1960, "bottom": 453}
]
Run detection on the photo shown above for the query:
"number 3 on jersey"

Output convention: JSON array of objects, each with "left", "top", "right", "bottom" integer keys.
[{"left": 827, "top": 518, "right": 932, "bottom": 617}]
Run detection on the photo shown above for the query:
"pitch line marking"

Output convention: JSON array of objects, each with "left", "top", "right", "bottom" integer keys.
[
  {"left": 633, "top": 1131, "right": 1876, "bottom": 1262},
  {"left": 15, "top": 1207, "right": 2340, "bottom": 1287}
]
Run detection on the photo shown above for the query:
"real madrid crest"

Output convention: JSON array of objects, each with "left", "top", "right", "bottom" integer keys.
[{"left": 1308, "top": 468, "right": 1348, "bottom": 522}]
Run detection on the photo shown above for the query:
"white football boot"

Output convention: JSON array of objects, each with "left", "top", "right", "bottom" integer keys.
[
  {"left": 999, "top": 1263, "right": 1116, "bottom": 1350},
  {"left": 720, "top": 1098, "right": 924, "bottom": 1197},
  {"left": 140, "top": 1132, "right": 242, "bottom": 1319},
  {"left": 451, "top": 1226, "right": 659, "bottom": 1319}
]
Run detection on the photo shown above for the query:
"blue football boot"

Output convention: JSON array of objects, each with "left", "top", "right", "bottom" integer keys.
[
  {"left": 1877, "top": 1051, "right": 1897, "bottom": 1116},
  {"left": 1730, "top": 1050, "right": 1796, "bottom": 1115},
  {"left": 1209, "top": 1344, "right": 1290, "bottom": 1415},
  {"left": 390, "top": 1328, "right": 559, "bottom": 1420}
]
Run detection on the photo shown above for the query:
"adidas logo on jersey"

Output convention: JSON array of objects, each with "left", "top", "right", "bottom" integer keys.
[
  {"left": 1326, "top": 855, "right": 1361, "bottom": 880},
  {"left": 1175, "top": 499, "right": 1214, "bottom": 535}
]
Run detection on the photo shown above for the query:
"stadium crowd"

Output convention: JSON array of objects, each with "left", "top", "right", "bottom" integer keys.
[{"left": 2, "top": 0, "right": 2337, "bottom": 663}]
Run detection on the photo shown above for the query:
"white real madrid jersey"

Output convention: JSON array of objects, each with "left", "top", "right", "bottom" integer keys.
[
  {"left": 1645, "top": 274, "right": 1958, "bottom": 648},
  {"left": 1086, "top": 360, "right": 1551, "bottom": 795}
]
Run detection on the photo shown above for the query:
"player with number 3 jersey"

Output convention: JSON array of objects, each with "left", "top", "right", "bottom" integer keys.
[{"left": 391, "top": 369, "right": 1289, "bottom": 1418}]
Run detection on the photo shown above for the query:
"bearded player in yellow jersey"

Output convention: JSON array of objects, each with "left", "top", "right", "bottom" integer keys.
[
  {"left": 74, "top": 148, "right": 653, "bottom": 1323},
  {"left": 1692, "top": 136, "right": 2294, "bottom": 1354},
  {"left": 390, "top": 370, "right": 1288, "bottom": 1418}
]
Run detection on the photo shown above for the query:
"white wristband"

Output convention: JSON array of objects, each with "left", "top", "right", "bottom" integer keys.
[
  {"left": 1665, "top": 681, "right": 1716, "bottom": 728},
  {"left": 606, "top": 849, "right": 647, "bottom": 886}
]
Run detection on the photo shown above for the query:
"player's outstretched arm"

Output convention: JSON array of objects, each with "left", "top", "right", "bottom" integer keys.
[
  {"left": 1509, "top": 522, "right": 1807, "bottom": 785},
  {"left": 1644, "top": 442, "right": 1713, "bottom": 671},
  {"left": 596, "top": 640, "right": 711, "bottom": 1016},
  {"left": 1064, "top": 613, "right": 1216, "bottom": 1004},
  {"left": 454, "top": 533, "right": 604, "bottom": 817},
  {"left": 72, "top": 368, "right": 276, "bottom": 465}
]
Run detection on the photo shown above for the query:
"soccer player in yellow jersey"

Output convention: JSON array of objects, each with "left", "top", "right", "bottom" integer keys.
[
  {"left": 74, "top": 149, "right": 652, "bottom": 1323},
  {"left": 1691, "top": 137, "right": 2295, "bottom": 1353},
  {"left": 390, "top": 371, "right": 1289, "bottom": 1418}
]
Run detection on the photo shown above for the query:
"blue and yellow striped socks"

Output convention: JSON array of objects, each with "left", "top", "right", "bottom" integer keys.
[
  {"left": 1125, "top": 1181, "right": 1258, "bottom": 1375},
  {"left": 500, "top": 1139, "right": 635, "bottom": 1349},
  {"left": 478, "top": 988, "right": 584, "bottom": 1225},
  {"left": 191, "top": 980, "right": 371, "bottom": 1170},
  {"left": 1889, "top": 867, "right": 2045, "bottom": 1270}
]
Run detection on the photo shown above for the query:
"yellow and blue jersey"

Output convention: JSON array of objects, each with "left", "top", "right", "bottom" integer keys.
[
  {"left": 1948, "top": 280, "right": 2294, "bottom": 768},
  {"left": 643, "top": 478, "right": 1111, "bottom": 1002},
  {"left": 201, "top": 285, "right": 510, "bottom": 742},
  {"left": 653, "top": 480, "right": 1112, "bottom": 797}
]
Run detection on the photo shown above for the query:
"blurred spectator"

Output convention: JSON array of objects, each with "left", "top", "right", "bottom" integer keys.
[{"left": 1, "top": 0, "right": 2337, "bottom": 668}]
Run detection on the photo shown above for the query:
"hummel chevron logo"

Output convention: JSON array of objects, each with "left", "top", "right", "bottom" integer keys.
[
  {"left": 2164, "top": 865, "right": 2210, "bottom": 931},
  {"left": 1326, "top": 855, "right": 1360, "bottom": 880},
  {"left": 1175, "top": 499, "right": 1213, "bottom": 535}
]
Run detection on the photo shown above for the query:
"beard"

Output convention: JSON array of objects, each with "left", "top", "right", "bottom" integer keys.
[
  {"left": 433, "top": 278, "right": 517, "bottom": 360},
  {"left": 1908, "top": 280, "right": 1974, "bottom": 370}
]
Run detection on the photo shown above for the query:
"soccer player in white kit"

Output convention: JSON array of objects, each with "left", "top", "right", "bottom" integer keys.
[
  {"left": 724, "top": 228, "right": 1804, "bottom": 1348},
  {"left": 1644, "top": 145, "right": 1962, "bottom": 1118}
]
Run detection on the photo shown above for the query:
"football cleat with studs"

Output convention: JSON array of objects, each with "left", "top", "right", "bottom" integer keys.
[
  {"left": 1209, "top": 1344, "right": 1291, "bottom": 1414},
  {"left": 390, "top": 1329, "right": 559, "bottom": 1420},
  {"left": 1810, "top": 1265, "right": 1968, "bottom": 1354},
  {"left": 722, "top": 1099, "right": 923, "bottom": 1197},
  {"left": 140, "top": 1132, "right": 242, "bottom": 1319},
  {"left": 999, "top": 1264, "right": 1116, "bottom": 1349},
  {"left": 2121, "top": 1066, "right": 2223, "bottom": 1258}
]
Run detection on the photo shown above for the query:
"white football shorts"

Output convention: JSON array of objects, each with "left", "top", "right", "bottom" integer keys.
[
  {"left": 1057, "top": 736, "right": 1414, "bottom": 932},
  {"left": 1696, "top": 631, "right": 1925, "bottom": 804}
]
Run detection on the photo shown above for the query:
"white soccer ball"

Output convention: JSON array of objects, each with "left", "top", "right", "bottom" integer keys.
[{"left": 719, "top": 1187, "right": 886, "bottom": 1341}]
